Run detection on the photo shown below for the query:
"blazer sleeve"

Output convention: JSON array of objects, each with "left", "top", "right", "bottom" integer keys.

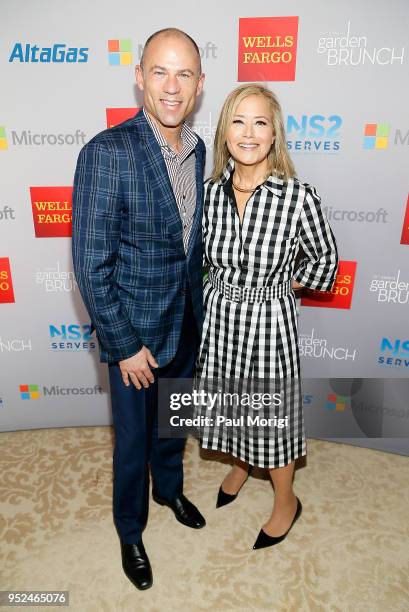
[
  {"left": 72, "top": 140, "right": 144, "bottom": 361},
  {"left": 293, "top": 184, "right": 339, "bottom": 291}
]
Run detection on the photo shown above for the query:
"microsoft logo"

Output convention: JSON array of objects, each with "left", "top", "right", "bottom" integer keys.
[
  {"left": 108, "top": 39, "right": 132, "bottom": 65},
  {"left": 363, "top": 123, "right": 390, "bottom": 149},
  {"left": 0, "top": 126, "right": 8, "bottom": 150},
  {"left": 326, "top": 394, "right": 346, "bottom": 411},
  {"left": 19, "top": 384, "right": 40, "bottom": 400}
]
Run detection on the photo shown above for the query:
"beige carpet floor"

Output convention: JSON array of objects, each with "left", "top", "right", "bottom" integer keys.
[{"left": 1, "top": 427, "right": 408, "bottom": 612}]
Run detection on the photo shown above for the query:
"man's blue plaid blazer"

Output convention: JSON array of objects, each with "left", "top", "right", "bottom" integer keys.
[{"left": 72, "top": 110, "right": 205, "bottom": 366}]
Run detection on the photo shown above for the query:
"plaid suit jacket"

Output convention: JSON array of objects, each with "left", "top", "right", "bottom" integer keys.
[{"left": 72, "top": 110, "right": 205, "bottom": 366}]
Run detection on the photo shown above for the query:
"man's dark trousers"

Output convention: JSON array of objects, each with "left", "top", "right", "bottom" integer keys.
[{"left": 108, "top": 287, "right": 199, "bottom": 544}]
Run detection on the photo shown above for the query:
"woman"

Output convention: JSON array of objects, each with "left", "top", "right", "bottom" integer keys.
[{"left": 195, "top": 84, "right": 338, "bottom": 549}]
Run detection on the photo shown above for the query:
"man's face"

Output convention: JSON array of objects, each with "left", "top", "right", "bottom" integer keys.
[{"left": 135, "top": 35, "right": 204, "bottom": 130}]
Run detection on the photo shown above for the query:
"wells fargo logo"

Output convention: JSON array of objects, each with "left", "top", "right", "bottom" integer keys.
[
  {"left": 0, "top": 257, "right": 15, "bottom": 303},
  {"left": 30, "top": 186, "right": 73, "bottom": 238},
  {"left": 301, "top": 260, "right": 357, "bottom": 309},
  {"left": 401, "top": 195, "right": 409, "bottom": 245},
  {"left": 106, "top": 107, "right": 139, "bottom": 128},
  {"left": 238, "top": 16, "right": 299, "bottom": 82}
]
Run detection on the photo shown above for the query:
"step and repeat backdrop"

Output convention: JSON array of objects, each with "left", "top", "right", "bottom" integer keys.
[{"left": 1, "top": 0, "right": 408, "bottom": 455}]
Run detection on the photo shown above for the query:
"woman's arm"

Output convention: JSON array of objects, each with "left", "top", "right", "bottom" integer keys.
[{"left": 292, "top": 184, "right": 339, "bottom": 292}]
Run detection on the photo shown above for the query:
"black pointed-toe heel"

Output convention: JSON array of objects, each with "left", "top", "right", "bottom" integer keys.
[
  {"left": 216, "top": 487, "right": 237, "bottom": 508},
  {"left": 216, "top": 466, "right": 253, "bottom": 508},
  {"left": 252, "top": 497, "right": 302, "bottom": 550}
]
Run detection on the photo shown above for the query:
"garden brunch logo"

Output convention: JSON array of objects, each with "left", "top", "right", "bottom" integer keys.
[
  {"left": 238, "top": 16, "right": 298, "bottom": 81},
  {"left": 317, "top": 21, "right": 404, "bottom": 66}
]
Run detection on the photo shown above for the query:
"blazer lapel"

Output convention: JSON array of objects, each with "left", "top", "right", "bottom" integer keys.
[
  {"left": 187, "top": 142, "right": 205, "bottom": 258},
  {"left": 130, "top": 111, "right": 205, "bottom": 255},
  {"left": 132, "top": 112, "right": 184, "bottom": 245}
]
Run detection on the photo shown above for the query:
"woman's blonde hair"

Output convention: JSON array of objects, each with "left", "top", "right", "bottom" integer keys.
[{"left": 211, "top": 84, "right": 295, "bottom": 182}]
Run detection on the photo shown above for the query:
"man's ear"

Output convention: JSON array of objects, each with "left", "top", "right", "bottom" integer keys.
[
  {"left": 196, "top": 72, "right": 205, "bottom": 96},
  {"left": 135, "top": 65, "right": 144, "bottom": 91}
]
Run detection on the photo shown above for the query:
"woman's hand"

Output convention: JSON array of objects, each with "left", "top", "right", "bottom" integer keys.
[{"left": 292, "top": 279, "right": 303, "bottom": 291}]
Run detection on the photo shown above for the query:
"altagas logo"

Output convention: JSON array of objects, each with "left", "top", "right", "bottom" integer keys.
[
  {"left": 9, "top": 43, "right": 89, "bottom": 63},
  {"left": 30, "top": 187, "right": 72, "bottom": 238},
  {"left": 238, "top": 16, "right": 299, "bottom": 81}
]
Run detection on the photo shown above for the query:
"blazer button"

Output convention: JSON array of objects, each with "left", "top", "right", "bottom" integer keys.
[{"left": 179, "top": 288, "right": 186, "bottom": 296}]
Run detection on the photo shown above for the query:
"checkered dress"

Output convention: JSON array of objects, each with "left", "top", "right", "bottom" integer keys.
[{"left": 195, "top": 158, "right": 338, "bottom": 467}]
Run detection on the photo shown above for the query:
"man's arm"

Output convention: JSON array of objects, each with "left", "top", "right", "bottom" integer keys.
[{"left": 72, "top": 139, "right": 144, "bottom": 361}]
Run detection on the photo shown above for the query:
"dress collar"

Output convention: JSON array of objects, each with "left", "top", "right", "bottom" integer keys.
[{"left": 219, "top": 157, "right": 285, "bottom": 198}]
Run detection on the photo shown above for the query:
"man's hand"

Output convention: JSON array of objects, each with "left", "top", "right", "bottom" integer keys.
[{"left": 119, "top": 347, "right": 159, "bottom": 390}]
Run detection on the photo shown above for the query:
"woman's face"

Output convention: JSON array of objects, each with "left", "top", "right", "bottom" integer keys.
[{"left": 225, "top": 94, "right": 275, "bottom": 169}]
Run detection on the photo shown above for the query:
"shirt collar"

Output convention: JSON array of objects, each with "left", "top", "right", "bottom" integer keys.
[
  {"left": 220, "top": 157, "right": 285, "bottom": 197},
  {"left": 143, "top": 107, "right": 198, "bottom": 163}
]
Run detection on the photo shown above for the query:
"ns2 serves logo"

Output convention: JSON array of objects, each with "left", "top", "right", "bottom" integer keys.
[
  {"left": 286, "top": 115, "right": 342, "bottom": 152},
  {"left": 49, "top": 324, "right": 96, "bottom": 351}
]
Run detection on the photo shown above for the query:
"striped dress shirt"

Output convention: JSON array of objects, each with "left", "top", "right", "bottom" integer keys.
[{"left": 143, "top": 108, "right": 198, "bottom": 252}]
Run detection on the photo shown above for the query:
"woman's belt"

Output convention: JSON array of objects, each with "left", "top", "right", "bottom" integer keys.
[{"left": 208, "top": 272, "right": 292, "bottom": 303}]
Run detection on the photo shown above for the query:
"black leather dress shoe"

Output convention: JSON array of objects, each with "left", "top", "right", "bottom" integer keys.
[
  {"left": 152, "top": 492, "right": 206, "bottom": 529},
  {"left": 120, "top": 540, "right": 153, "bottom": 590}
]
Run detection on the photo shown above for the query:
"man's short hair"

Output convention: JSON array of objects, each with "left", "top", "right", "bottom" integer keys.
[{"left": 140, "top": 28, "right": 202, "bottom": 73}]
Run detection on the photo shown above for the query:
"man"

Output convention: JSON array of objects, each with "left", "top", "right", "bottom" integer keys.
[{"left": 72, "top": 28, "right": 206, "bottom": 591}]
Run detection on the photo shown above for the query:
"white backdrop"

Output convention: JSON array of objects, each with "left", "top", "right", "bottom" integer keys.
[{"left": 1, "top": 0, "right": 408, "bottom": 455}]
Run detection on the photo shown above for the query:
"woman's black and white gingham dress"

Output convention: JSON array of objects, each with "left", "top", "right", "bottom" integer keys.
[{"left": 195, "top": 159, "right": 338, "bottom": 468}]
